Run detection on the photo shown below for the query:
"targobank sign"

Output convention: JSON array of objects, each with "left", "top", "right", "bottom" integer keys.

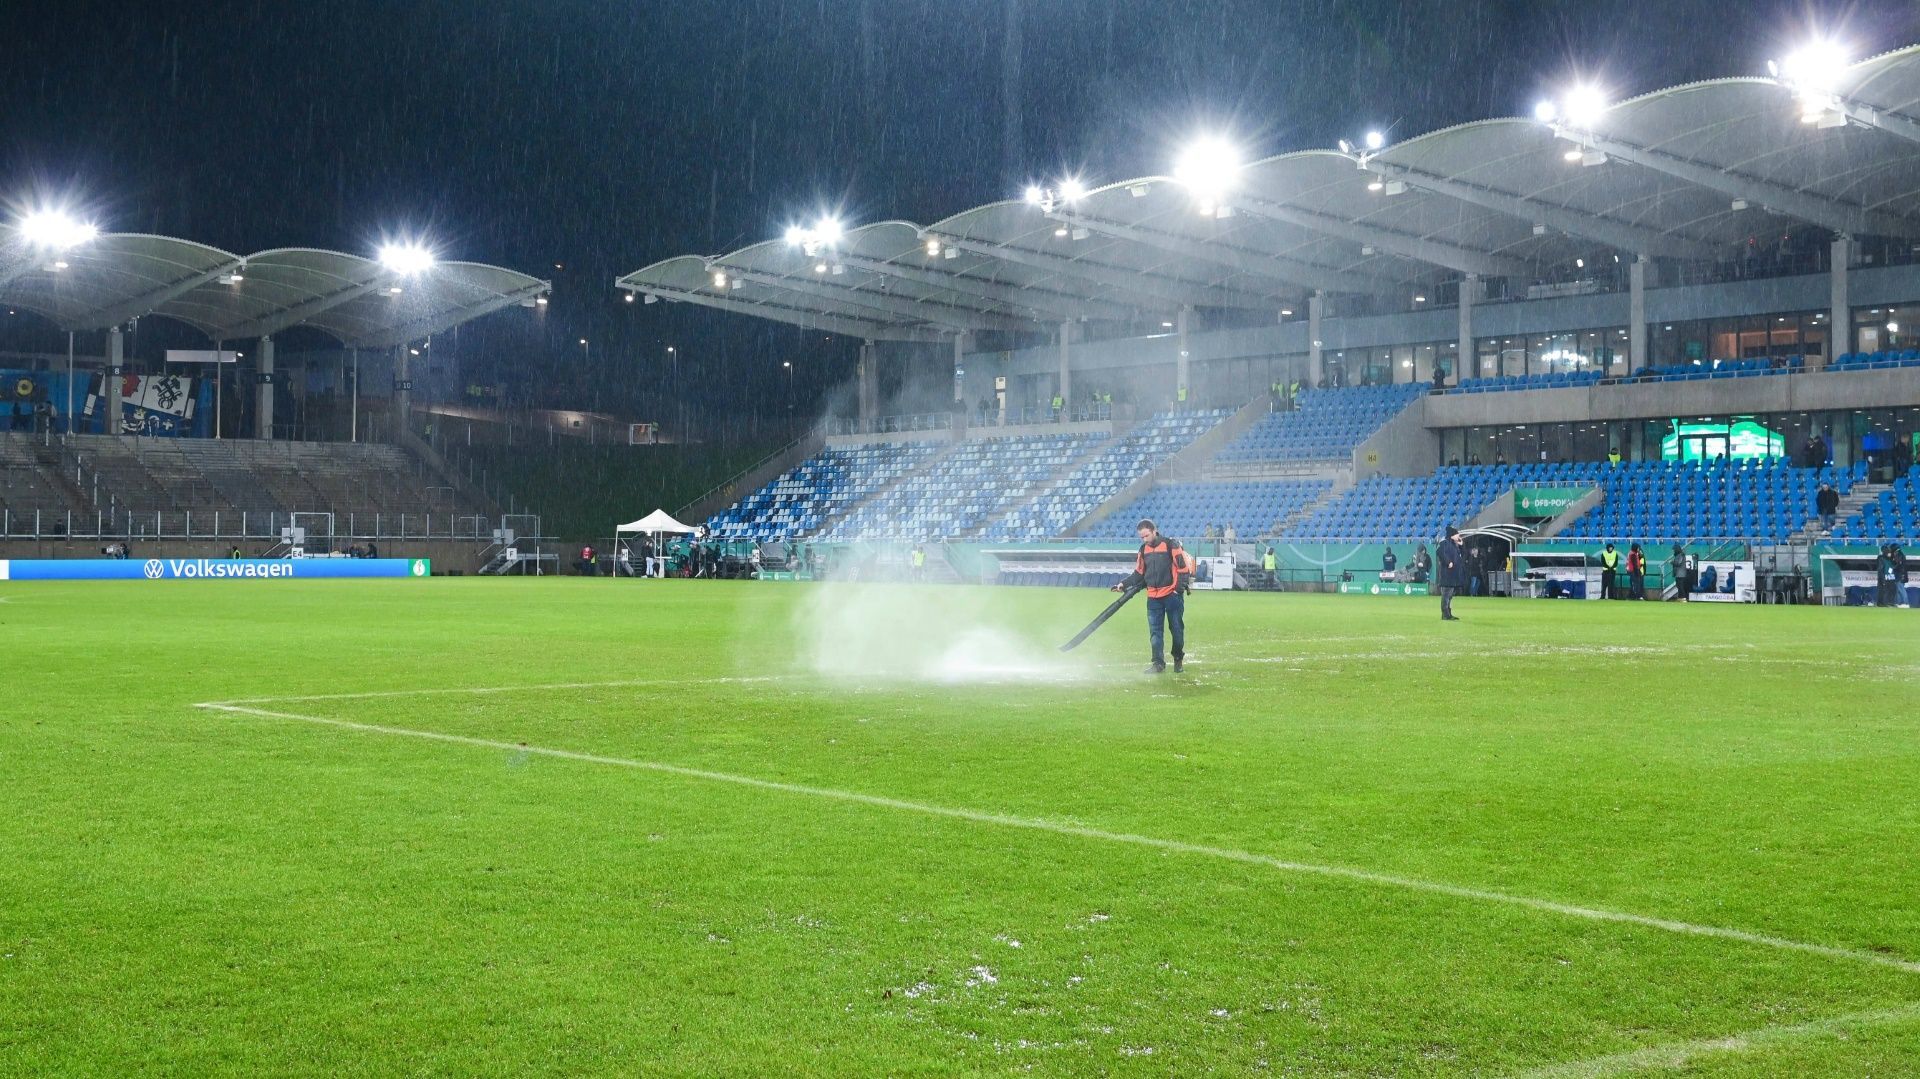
[{"left": 0, "top": 558, "right": 429, "bottom": 581}]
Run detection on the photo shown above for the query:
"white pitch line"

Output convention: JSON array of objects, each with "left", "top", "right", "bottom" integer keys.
[
  {"left": 196, "top": 700, "right": 1920, "bottom": 978},
  {"left": 1508, "top": 999, "right": 1920, "bottom": 1078},
  {"left": 205, "top": 675, "right": 789, "bottom": 706}
]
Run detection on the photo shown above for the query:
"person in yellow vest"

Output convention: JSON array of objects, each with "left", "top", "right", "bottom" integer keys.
[
  {"left": 1607, "top": 446, "right": 1622, "bottom": 466},
  {"left": 1262, "top": 544, "right": 1278, "bottom": 587},
  {"left": 1599, "top": 542, "right": 1620, "bottom": 599},
  {"left": 1176, "top": 385, "right": 1188, "bottom": 406},
  {"left": 1050, "top": 393, "right": 1064, "bottom": 421},
  {"left": 911, "top": 545, "right": 926, "bottom": 581}
]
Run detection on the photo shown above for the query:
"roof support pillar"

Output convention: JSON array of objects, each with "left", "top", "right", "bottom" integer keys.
[
  {"left": 1831, "top": 234, "right": 1853, "bottom": 366},
  {"left": 393, "top": 345, "right": 410, "bottom": 439},
  {"left": 255, "top": 335, "right": 275, "bottom": 440},
  {"left": 1176, "top": 305, "right": 1193, "bottom": 407},
  {"left": 1056, "top": 321, "right": 1074, "bottom": 416},
  {"left": 952, "top": 332, "right": 969, "bottom": 405},
  {"left": 1628, "top": 258, "right": 1649, "bottom": 373},
  {"left": 1308, "top": 291, "right": 1326, "bottom": 388},
  {"left": 858, "top": 339, "right": 878, "bottom": 423},
  {"left": 105, "top": 326, "right": 124, "bottom": 435},
  {"left": 1457, "top": 275, "right": 1476, "bottom": 381}
]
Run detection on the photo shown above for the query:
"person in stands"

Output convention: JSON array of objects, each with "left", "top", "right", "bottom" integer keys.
[
  {"left": 1816, "top": 482, "right": 1839, "bottom": 533},
  {"left": 1598, "top": 542, "right": 1620, "bottom": 599},
  {"left": 1381, "top": 546, "right": 1397, "bottom": 575},
  {"left": 1625, "top": 542, "right": 1646, "bottom": 600},
  {"left": 1412, "top": 543, "right": 1431, "bottom": 584},
  {"left": 365, "top": 540, "right": 378, "bottom": 559},
  {"left": 1112, "top": 518, "right": 1194, "bottom": 674}
]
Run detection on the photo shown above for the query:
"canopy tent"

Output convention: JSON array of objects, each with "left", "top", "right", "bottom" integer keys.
[{"left": 616, "top": 509, "right": 698, "bottom": 534}]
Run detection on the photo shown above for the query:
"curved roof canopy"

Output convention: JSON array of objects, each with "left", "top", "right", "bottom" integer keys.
[
  {"left": 1, "top": 233, "right": 549, "bottom": 347},
  {"left": 620, "top": 44, "right": 1920, "bottom": 340}
]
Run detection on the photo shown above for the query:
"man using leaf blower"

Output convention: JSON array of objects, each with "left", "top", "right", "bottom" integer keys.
[{"left": 1112, "top": 518, "right": 1195, "bottom": 674}]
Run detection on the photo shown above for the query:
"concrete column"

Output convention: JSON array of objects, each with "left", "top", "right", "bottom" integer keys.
[
  {"left": 857, "top": 339, "right": 878, "bottom": 422},
  {"left": 1628, "top": 257, "right": 1649, "bottom": 373},
  {"left": 1456, "top": 275, "right": 1475, "bottom": 381},
  {"left": 1175, "top": 304, "right": 1192, "bottom": 405},
  {"left": 951, "top": 332, "right": 969, "bottom": 404},
  {"left": 1831, "top": 234, "right": 1852, "bottom": 365},
  {"left": 1056, "top": 320, "right": 1074, "bottom": 412},
  {"left": 105, "top": 326, "right": 124, "bottom": 435},
  {"left": 394, "top": 344, "right": 411, "bottom": 437},
  {"left": 1307, "top": 291, "right": 1326, "bottom": 387},
  {"left": 255, "top": 334, "right": 275, "bottom": 440}
]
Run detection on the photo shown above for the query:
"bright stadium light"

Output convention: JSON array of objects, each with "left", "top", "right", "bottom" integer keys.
[
  {"left": 1058, "top": 177, "right": 1087, "bottom": 203},
  {"left": 1023, "top": 185, "right": 1045, "bottom": 205},
  {"left": 925, "top": 238, "right": 941, "bottom": 257},
  {"left": 1173, "top": 135, "right": 1243, "bottom": 214},
  {"left": 711, "top": 270, "right": 728, "bottom": 289},
  {"left": 19, "top": 209, "right": 98, "bottom": 249},
  {"left": 784, "top": 225, "right": 808, "bottom": 245},
  {"left": 1364, "top": 129, "right": 1385, "bottom": 150},
  {"left": 1776, "top": 39, "right": 1851, "bottom": 122},
  {"left": 378, "top": 242, "right": 435, "bottom": 276},
  {"left": 1533, "top": 99, "right": 1558, "bottom": 123},
  {"left": 1560, "top": 83, "right": 1609, "bottom": 128},
  {"left": 812, "top": 216, "right": 843, "bottom": 245}
]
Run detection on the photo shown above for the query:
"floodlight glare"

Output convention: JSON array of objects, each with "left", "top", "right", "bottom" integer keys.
[
  {"left": 784, "top": 225, "right": 808, "bottom": 245},
  {"left": 812, "top": 217, "right": 843, "bottom": 245},
  {"left": 1561, "top": 83, "right": 1608, "bottom": 128},
  {"left": 1364, "top": 130, "right": 1385, "bottom": 150},
  {"left": 19, "top": 209, "right": 98, "bottom": 249},
  {"left": 1058, "top": 177, "right": 1086, "bottom": 202},
  {"left": 1172, "top": 136, "right": 1243, "bottom": 204},
  {"left": 1023, "top": 185, "right": 1045, "bottom": 205},
  {"left": 1533, "top": 100, "right": 1558, "bottom": 123},
  {"left": 711, "top": 270, "right": 729, "bottom": 288},
  {"left": 925, "top": 238, "right": 941, "bottom": 256},
  {"left": 1779, "top": 40, "right": 1848, "bottom": 94},
  {"left": 378, "top": 242, "right": 435, "bottom": 276}
]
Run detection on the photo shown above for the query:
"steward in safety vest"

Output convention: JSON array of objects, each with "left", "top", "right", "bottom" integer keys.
[{"left": 1114, "top": 518, "right": 1195, "bottom": 673}]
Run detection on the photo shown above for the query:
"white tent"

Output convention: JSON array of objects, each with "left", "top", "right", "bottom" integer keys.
[
  {"left": 613, "top": 509, "right": 699, "bottom": 578},
  {"left": 616, "top": 509, "right": 697, "bottom": 535}
]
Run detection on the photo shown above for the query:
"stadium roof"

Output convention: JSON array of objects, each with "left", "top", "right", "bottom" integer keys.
[
  {"left": 618, "top": 44, "right": 1920, "bottom": 341},
  {"left": 0, "top": 234, "right": 551, "bottom": 348}
]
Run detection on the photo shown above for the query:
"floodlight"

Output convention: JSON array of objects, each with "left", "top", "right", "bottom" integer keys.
[
  {"left": 1053, "top": 225, "right": 1069, "bottom": 238},
  {"left": 1533, "top": 100, "right": 1558, "bottom": 123},
  {"left": 1172, "top": 136, "right": 1242, "bottom": 203},
  {"left": 1778, "top": 40, "right": 1848, "bottom": 95},
  {"left": 378, "top": 242, "right": 435, "bottom": 276},
  {"left": 925, "top": 238, "right": 942, "bottom": 256},
  {"left": 19, "top": 209, "right": 98, "bottom": 249},
  {"left": 784, "top": 225, "right": 808, "bottom": 245},
  {"left": 1563, "top": 148, "right": 1584, "bottom": 162},
  {"left": 624, "top": 292, "right": 634, "bottom": 302},
  {"left": 1889, "top": 321, "right": 1901, "bottom": 334},
  {"left": 536, "top": 295, "right": 549, "bottom": 305},
  {"left": 814, "top": 261, "right": 828, "bottom": 273},
  {"left": 386, "top": 285, "right": 404, "bottom": 295},
  {"left": 1561, "top": 83, "right": 1608, "bottom": 128},
  {"left": 1366, "top": 179, "right": 1385, "bottom": 192},
  {"left": 712, "top": 270, "right": 728, "bottom": 288},
  {"left": 1024, "top": 185, "right": 1045, "bottom": 205},
  {"left": 1338, "top": 138, "right": 1354, "bottom": 154},
  {"left": 1058, "top": 177, "right": 1086, "bottom": 202},
  {"left": 812, "top": 217, "right": 843, "bottom": 245},
  {"left": 1364, "top": 130, "right": 1385, "bottom": 150}
]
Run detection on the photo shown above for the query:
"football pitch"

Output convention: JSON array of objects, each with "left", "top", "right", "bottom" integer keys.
[{"left": 4, "top": 578, "right": 1920, "bottom": 1076}]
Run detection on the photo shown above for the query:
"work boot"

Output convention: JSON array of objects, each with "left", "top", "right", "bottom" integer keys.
[
  {"left": 1172, "top": 653, "right": 1184, "bottom": 673},
  {"left": 1144, "top": 662, "right": 1166, "bottom": 674}
]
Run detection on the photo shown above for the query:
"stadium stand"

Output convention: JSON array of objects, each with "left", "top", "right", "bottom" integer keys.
[
  {"left": 1832, "top": 472, "right": 1920, "bottom": 541},
  {"left": 981, "top": 409, "right": 1232, "bottom": 541},
  {"left": 1214, "top": 384, "right": 1424, "bottom": 463},
  {"left": 1451, "top": 370, "right": 1606, "bottom": 393},
  {"left": 824, "top": 431, "right": 1107, "bottom": 542},
  {"left": 1635, "top": 356, "right": 1804, "bottom": 380},
  {"left": 1829, "top": 350, "right": 1920, "bottom": 371},
  {"left": 1283, "top": 459, "right": 1867, "bottom": 546},
  {"left": 704, "top": 440, "right": 942, "bottom": 541},
  {"left": 1087, "top": 480, "right": 1331, "bottom": 541}
]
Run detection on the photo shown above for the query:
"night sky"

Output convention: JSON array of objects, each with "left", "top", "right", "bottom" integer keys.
[{"left": 5, "top": 0, "right": 1919, "bottom": 439}]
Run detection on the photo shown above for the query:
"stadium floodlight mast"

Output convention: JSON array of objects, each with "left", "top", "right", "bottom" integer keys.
[
  {"left": 784, "top": 217, "right": 846, "bottom": 272},
  {"left": 1172, "top": 135, "right": 1243, "bottom": 217},
  {"left": 377, "top": 241, "right": 435, "bottom": 276},
  {"left": 1537, "top": 82, "right": 1610, "bottom": 131},
  {"left": 1021, "top": 177, "right": 1088, "bottom": 215}
]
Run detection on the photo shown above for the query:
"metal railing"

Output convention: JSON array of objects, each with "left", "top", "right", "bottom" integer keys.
[{"left": 0, "top": 507, "right": 540, "bottom": 542}]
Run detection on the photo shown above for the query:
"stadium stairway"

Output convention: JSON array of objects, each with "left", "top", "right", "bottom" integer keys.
[
  {"left": 1066, "top": 398, "right": 1267, "bottom": 537},
  {"left": 1783, "top": 483, "right": 1889, "bottom": 544}
]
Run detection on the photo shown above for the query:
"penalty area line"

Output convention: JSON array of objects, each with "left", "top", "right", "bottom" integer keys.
[
  {"left": 194, "top": 700, "right": 1920, "bottom": 980},
  {"left": 204, "top": 675, "right": 790, "bottom": 706},
  {"left": 1507, "top": 999, "right": 1920, "bottom": 1078}
]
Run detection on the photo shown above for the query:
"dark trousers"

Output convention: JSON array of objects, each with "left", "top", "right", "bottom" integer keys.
[
  {"left": 1439, "top": 585, "right": 1457, "bottom": 617},
  {"left": 1628, "top": 571, "right": 1644, "bottom": 599},
  {"left": 1601, "top": 568, "right": 1617, "bottom": 598},
  {"left": 1146, "top": 591, "right": 1185, "bottom": 665}
]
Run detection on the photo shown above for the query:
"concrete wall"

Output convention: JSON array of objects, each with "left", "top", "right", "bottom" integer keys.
[
  {"left": 1425, "top": 367, "right": 1920, "bottom": 429},
  {"left": 1354, "top": 398, "right": 1441, "bottom": 478}
]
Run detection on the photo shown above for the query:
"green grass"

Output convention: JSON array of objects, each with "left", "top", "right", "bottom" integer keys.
[{"left": 3, "top": 579, "right": 1920, "bottom": 1076}]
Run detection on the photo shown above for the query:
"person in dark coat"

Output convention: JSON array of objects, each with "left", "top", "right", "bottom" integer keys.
[
  {"left": 1815, "top": 483, "right": 1839, "bottom": 533},
  {"left": 1436, "top": 525, "right": 1468, "bottom": 621}
]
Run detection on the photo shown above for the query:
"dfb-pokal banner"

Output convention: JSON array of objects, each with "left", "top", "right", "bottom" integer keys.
[{"left": 0, "top": 558, "right": 430, "bottom": 581}]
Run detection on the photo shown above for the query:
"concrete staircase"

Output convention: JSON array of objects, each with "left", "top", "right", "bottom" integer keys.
[{"left": 1784, "top": 483, "right": 1887, "bottom": 545}]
